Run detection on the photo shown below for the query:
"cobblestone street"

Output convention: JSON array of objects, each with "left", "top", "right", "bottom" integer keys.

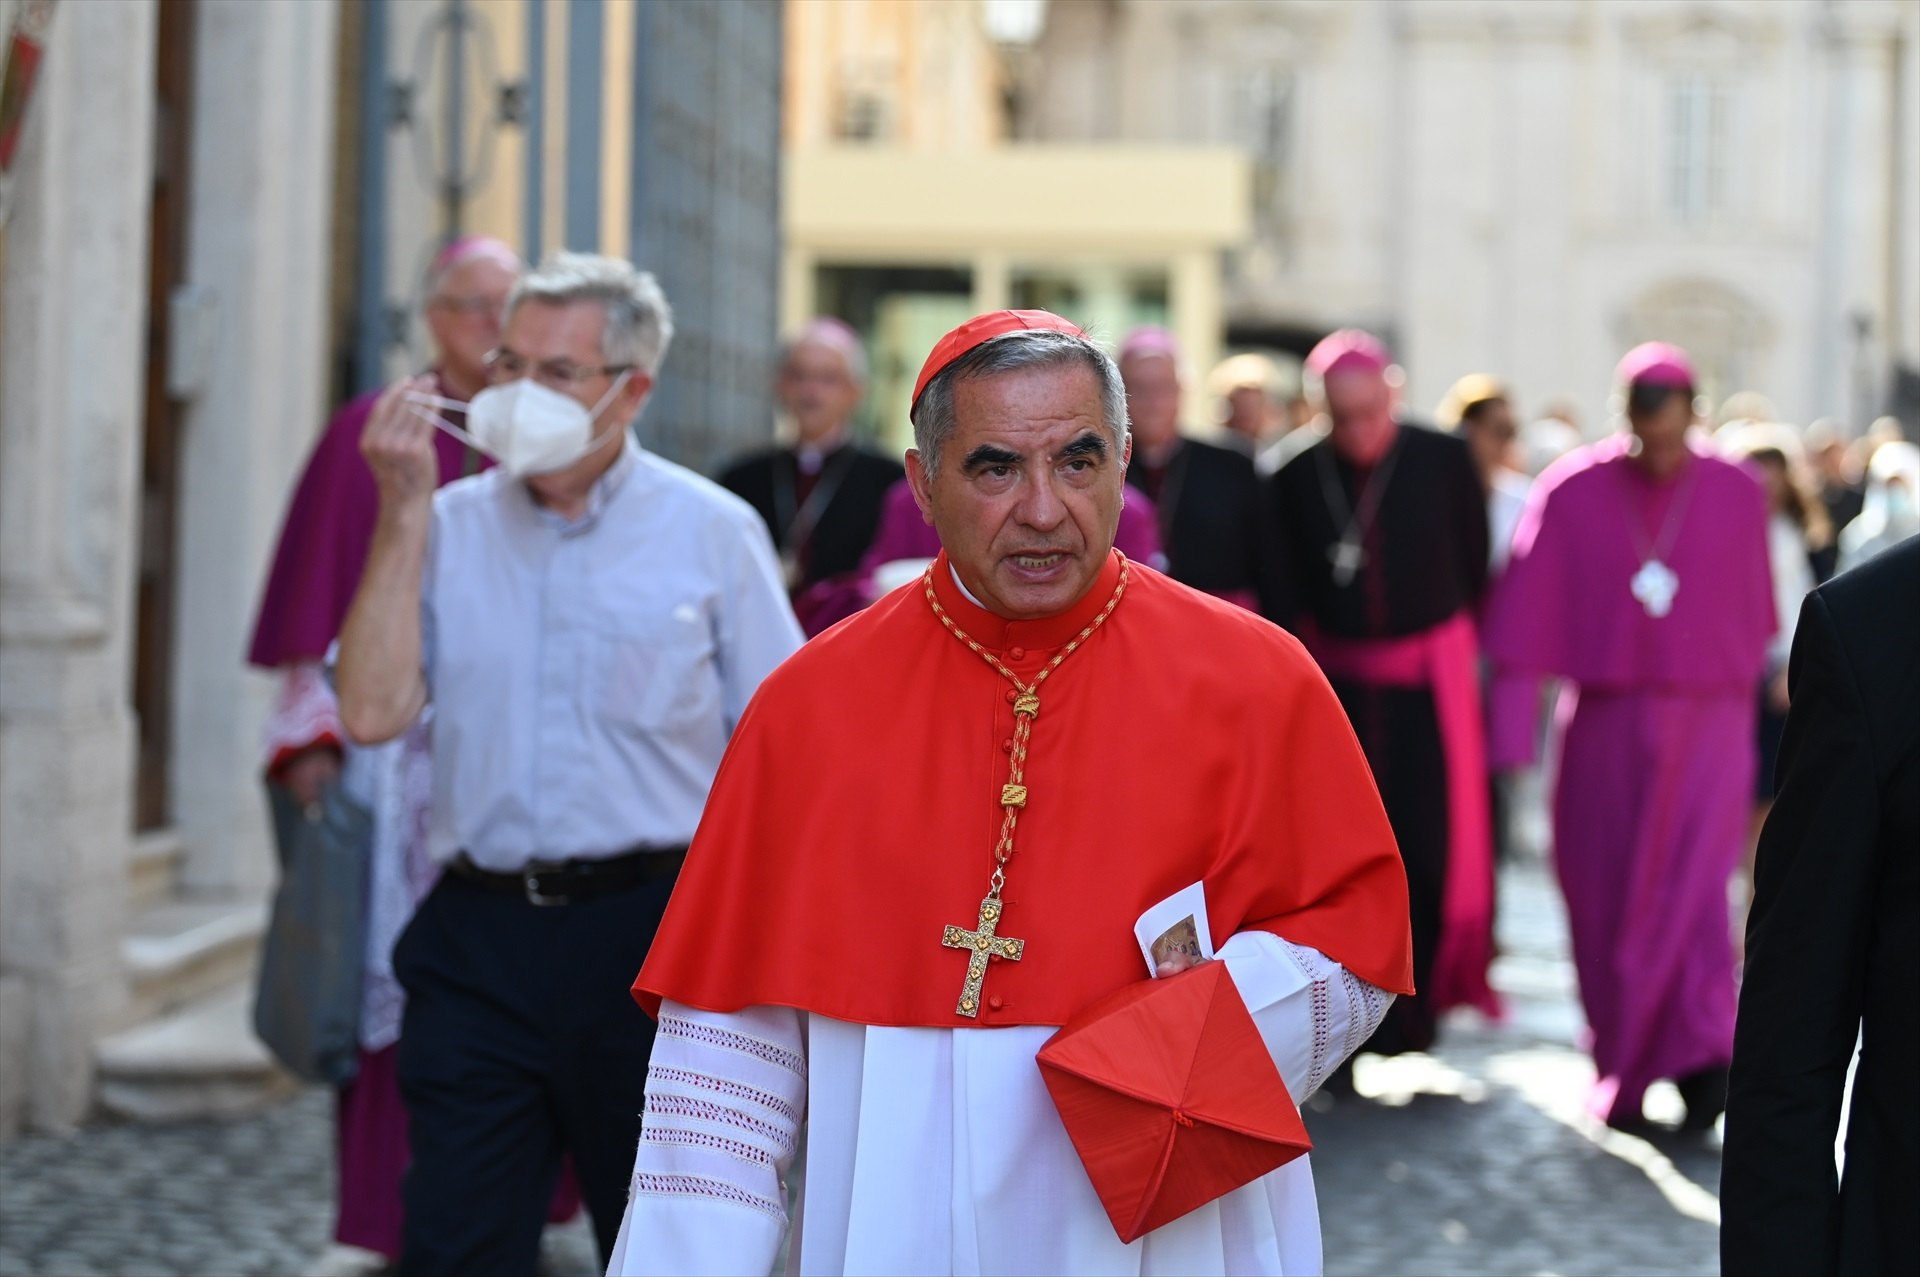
[
  {"left": 0, "top": 1089, "right": 600, "bottom": 1277},
  {"left": 1, "top": 858, "right": 1720, "bottom": 1277},
  {"left": 1308, "top": 861, "right": 1721, "bottom": 1277}
]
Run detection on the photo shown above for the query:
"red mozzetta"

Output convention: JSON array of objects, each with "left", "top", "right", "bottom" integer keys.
[{"left": 634, "top": 549, "right": 1413, "bottom": 1029}]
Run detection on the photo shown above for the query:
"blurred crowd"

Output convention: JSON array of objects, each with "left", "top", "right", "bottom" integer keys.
[{"left": 245, "top": 242, "right": 1915, "bottom": 1276}]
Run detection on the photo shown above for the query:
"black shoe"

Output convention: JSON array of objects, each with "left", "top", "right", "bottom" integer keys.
[
  {"left": 1676, "top": 1066, "right": 1729, "bottom": 1131},
  {"left": 1604, "top": 1111, "right": 1664, "bottom": 1137}
]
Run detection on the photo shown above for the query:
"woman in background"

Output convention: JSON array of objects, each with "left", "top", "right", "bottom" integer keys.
[
  {"left": 1837, "top": 439, "right": 1919, "bottom": 573},
  {"left": 1719, "top": 424, "right": 1830, "bottom": 931}
]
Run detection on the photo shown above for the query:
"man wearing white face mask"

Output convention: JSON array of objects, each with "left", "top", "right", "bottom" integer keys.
[
  {"left": 336, "top": 251, "right": 803, "bottom": 1276},
  {"left": 249, "top": 235, "right": 576, "bottom": 1277}
]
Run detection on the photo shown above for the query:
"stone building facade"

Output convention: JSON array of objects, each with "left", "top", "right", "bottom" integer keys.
[
  {"left": 779, "top": 0, "right": 1252, "bottom": 443},
  {"left": 1023, "top": 0, "right": 1920, "bottom": 430},
  {"left": 0, "top": 0, "right": 337, "bottom": 1137},
  {"left": 0, "top": 0, "right": 780, "bottom": 1135}
]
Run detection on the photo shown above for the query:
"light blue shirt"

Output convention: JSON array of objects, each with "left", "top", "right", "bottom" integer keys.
[{"left": 421, "top": 437, "right": 803, "bottom": 869}]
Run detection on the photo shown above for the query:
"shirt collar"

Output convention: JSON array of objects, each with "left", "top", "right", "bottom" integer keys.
[
  {"left": 927, "top": 549, "right": 1128, "bottom": 653},
  {"left": 528, "top": 434, "right": 642, "bottom": 535}
]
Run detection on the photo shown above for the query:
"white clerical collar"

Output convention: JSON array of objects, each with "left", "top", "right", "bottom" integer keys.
[
  {"left": 949, "top": 564, "right": 985, "bottom": 607},
  {"left": 795, "top": 427, "right": 849, "bottom": 474}
]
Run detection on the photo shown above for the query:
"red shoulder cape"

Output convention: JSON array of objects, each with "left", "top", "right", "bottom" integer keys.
[{"left": 635, "top": 551, "right": 1413, "bottom": 1027}]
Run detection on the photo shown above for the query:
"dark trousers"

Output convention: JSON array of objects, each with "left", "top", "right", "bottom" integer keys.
[
  {"left": 392, "top": 871, "right": 674, "bottom": 1276},
  {"left": 1331, "top": 676, "right": 1448, "bottom": 1056}
]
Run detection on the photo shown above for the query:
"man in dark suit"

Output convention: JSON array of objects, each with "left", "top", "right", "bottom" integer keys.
[
  {"left": 1117, "top": 326, "right": 1262, "bottom": 607},
  {"left": 719, "top": 318, "right": 903, "bottom": 605},
  {"left": 1723, "top": 533, "right": 1920, "bottom": 1275}
]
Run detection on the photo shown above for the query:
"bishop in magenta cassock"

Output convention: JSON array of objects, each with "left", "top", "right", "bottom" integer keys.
[
  {"left": 1483, "top": 342, "right": 1775, "bottom": 1131},
  {"left": 609, "top": 311, "right": 1413, "bottom": 1275},
  {"left": 1260, "top": 331, "right": 1498, "bottom": 1061}
]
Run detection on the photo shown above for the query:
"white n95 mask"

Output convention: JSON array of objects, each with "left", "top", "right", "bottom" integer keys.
[{"left": 404, "top": 372, "right": 629, "bottom": 478}]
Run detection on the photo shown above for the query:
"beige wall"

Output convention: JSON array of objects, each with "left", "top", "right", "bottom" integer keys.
[
  {"left": 785, "top": 0, "right": 1005, "bottom": 147},
  {"left": 784, "top": 144, "right": 1250, "bottom": 438}
]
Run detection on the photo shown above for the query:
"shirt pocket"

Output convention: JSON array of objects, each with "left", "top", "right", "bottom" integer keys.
[{"left": 589, "top": 601, "right": 718, "bottom": 732}]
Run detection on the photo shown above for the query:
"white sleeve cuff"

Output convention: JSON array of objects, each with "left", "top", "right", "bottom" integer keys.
[
  {"left": 1219, "top": 932, "right": 1394, "bottom": 1104},
  {"left": 608, "top": 1002, "right": 807, "bottom": 1277}
]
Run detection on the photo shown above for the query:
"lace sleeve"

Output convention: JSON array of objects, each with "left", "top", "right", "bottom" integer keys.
[
  {"left": 261, "top": 663, "right": 342, "bottom": 773},
  {"left": 1216, "top": 932, "right": 1394, "bottom": 1104},
  {"left": 606, "top": 1002, "right": 807, "bottom": 1277}
]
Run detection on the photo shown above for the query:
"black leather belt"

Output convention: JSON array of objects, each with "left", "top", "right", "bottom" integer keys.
[{"left": 447, "top": 846, "right": 687, "bottom": 907}]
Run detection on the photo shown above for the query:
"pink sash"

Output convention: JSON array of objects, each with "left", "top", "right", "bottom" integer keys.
[{"left": 1303, "top": 612, "right": 1502, "bottom": 1020}]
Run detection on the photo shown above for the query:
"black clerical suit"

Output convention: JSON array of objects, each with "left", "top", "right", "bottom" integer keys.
[
  {"left": 1723, "top": 533, "right": 1920, "bottom": 1277},
  {"left": 1125, "top": 436, "right": 1262, "bottom": 597},
  {"left": 719, "top": 442, "right": 903, "bottom": 592},
  {"left": 1260, "top": 423, "right": 1489, "bottom": 1054}
]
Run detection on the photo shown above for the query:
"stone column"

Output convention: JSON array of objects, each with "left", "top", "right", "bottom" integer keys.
[
  {"left": 1898, "top": 8, "right": 1920, "bottom": 378},
  {"left": 780, "top": 245, "right": 816, "bottom": 336},
  {"left": 168, "top": 0, "right": 341, "bottom": 900},
  {"left": 1171, "top": 248, "right": 1222, "bottom": 427},
  {"left": 970, "top": 251, "right": 1012, "bottom": 312},
  {"left": 0, "top": 0, "right": 157, "bottom": 1134}
]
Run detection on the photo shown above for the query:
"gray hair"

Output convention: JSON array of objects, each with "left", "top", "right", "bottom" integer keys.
[
  {"left": 910, "top": 330, "right": 1130, "bottom": 478},
  {"left": 506, "top": 251, "right": 675, "bottom": 375}
]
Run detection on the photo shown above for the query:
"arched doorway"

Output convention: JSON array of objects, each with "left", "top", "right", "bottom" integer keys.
[{"left": 1618, "top": 276, "right": 1774, "bottom": 413}]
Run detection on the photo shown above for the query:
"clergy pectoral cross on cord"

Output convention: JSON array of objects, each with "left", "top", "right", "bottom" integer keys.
[
  {"left": 942, "top": 896, "right": 1026, "bottom": 1018},
  {"left": 922, "top": 559, "right": 1128, "bottom": 1020},
  {"left": 1631, "top": 559, "right": 1679, "bottom": 618},
  {"left": 1328, "top": 538, "right": 1367, "bottom": 588}
]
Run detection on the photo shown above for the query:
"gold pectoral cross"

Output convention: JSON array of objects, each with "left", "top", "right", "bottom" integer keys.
[
  {"left": 941, "top": 895, "right": 1026, "bottom": 1018},
  {"left": 923, "top": 559, "right": 1129, "bottom": 1024}
]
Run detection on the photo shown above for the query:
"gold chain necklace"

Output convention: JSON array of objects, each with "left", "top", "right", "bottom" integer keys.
[{"left": 924, "top": 560, "right": 1129, "bottom": 1017}]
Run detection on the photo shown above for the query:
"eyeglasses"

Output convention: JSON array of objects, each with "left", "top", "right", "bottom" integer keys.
[{"left": 484, "top": 348, "right": 634, "bottom": 390}]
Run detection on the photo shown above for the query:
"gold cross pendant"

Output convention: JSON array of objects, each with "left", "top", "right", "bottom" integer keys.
[{"left": 941, "top": 895, "right": 1025, "bottom": 1018}]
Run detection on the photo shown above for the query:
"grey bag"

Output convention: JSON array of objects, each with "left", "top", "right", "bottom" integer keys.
[{"left": 252, "top": 779, "right": 373, "bottom": 1085}]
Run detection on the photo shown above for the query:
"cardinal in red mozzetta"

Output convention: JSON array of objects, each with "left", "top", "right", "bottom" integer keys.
[{"left": 609, "top": 312, "right": 1413, "bottom": 1275}]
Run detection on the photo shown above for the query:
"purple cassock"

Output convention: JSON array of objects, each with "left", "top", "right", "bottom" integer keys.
[
  {"left": 249, "top": 376, "right": 486, "bottom": 670},
  {"left": 1483, "top": 433, "right": 1775, "bottom": 1125}
]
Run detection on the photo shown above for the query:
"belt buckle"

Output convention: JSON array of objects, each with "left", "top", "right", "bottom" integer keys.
[{"left": 522, "top": 862, "right": 572, "bottom": 907}]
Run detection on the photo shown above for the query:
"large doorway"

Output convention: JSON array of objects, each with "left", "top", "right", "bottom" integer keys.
[
  {"left": 132, "top": 0, "right": 195, "bottom": 831},
  {"left": 814, "top": 263, "right": 974, "bottom": 455}
]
